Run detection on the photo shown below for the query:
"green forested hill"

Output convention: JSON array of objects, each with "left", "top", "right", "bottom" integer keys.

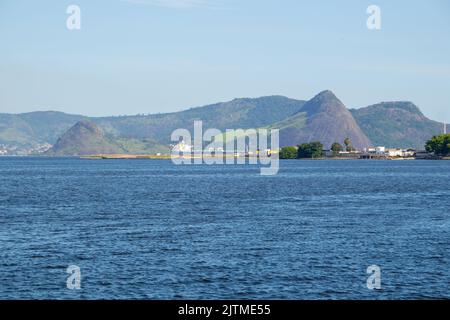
[
  {"left": 350, "top": 102, "right": 444, "bottom": 149},
  {"left": 0, "top": 111, "right": 85, "bottom": 147},
  {"left": 1, "top": 96, "right": 304, "bottom": 148}
]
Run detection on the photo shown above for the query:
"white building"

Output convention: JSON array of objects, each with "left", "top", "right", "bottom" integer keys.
[
  {"left": 364, "top": 146, "right": 386, "bottom": 155},
  {"left": 402, "top": 149, "right": 416, "bottom": 157},
  {"left": 172, "top": 140, "right": 192, "bottom": 153},
  {"left": 386, "top": 148, "right": 403, "bottom": 157},
  {"left": 383, "top": 148, "right": 416, "bottom": 157}
]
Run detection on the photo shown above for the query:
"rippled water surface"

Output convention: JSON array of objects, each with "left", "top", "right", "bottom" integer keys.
[{"left": 0, "top": 158, "right": 449, "bottom": 299}]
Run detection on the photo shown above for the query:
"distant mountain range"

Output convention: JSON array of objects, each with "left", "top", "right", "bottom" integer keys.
[
  {"left": 0, "top": 90, "right": 445, "bottom": 155},
  {"left": 0, "top": 111, "right": 85, "bottom": 148}
]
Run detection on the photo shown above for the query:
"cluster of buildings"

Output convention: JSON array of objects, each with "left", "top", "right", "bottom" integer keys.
[
  {"left": 171, "top": 141, "right": 274, "bottom": 157},
  {"left": 324, "top": 146, "right": 419, "bottom": 159},
  {"left": 362, "top": 147, "right": 416, "bottom": 158},
  {"left": 172, "top": 140, "right": 425, "bottom": 160},
  {"left": 0, "top": 143, "right": 52, "bottom": 156}
]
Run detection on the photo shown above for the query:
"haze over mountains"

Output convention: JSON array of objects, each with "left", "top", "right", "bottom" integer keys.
[{"left": 0, "top": 90, "right": 445, "bottom": 155}]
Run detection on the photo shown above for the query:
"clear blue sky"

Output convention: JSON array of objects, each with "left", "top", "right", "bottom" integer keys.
[{"left": 1, "top": 0, "right": 449, "bottom": 121}]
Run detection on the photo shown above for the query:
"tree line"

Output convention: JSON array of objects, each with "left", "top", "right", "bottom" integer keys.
[
  {"left": 280, "top": 134, "right": 450, "bottom": 159},
  {"left": 425, "top": 133, "right": 450, "bottom": 156},
  {"left": 279, "top": 138, "right": 355, "bottom": 159}
]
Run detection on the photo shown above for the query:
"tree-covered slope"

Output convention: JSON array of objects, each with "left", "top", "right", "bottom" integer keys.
[
  {"left": 1, "top": 96, "right": 305, "bottom": 147},
  {"left": 0, "top": 111, "right": 85, "bottom": 147},
  {"left": 351, "top": 102, "right": 444, "bottom": 149}
]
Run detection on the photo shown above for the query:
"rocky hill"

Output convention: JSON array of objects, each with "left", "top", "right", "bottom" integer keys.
[
  {"left": 273, "top": 91, "right": 372, "bottom": 149},
  {"left": 46, "top": 120, "right": 125, "bottom": 156},
  {"left": 46, "top": 120, "right": 169, "bottom": 156}
]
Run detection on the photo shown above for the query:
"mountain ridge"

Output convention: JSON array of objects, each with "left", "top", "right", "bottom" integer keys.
[{"left": 1, "top": 91, "right": 445, "bottom": 153}]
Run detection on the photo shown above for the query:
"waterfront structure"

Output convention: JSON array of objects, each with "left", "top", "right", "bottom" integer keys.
[
  {"left": 386, "top": 148, "right": 403, "bottom": 157},
  {"left": 172, "top": 140, "right": 193, "bottom": 153}
]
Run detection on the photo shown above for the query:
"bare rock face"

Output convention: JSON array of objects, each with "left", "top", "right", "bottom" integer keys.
[
  {"left": 277, "top": 90, "right": 372, "bottom": 149},
  {"left": 46, "top": 120, "right": 124, "bottom": 156}
]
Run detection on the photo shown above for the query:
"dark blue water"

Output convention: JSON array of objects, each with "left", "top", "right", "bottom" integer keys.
[{"left": 0, "top": 158, "right": 449, "bottom": 299}]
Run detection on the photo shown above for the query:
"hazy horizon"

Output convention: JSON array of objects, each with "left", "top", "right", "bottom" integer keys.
[{"left": 1, "top": 0, "right": 449, "bottom": 121}]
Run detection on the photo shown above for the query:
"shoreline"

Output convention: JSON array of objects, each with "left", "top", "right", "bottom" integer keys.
[
  {"left": 1, "top": 155, "right": 448, "bottom": 160},
  {"left": 78, "top": 154, "right": 449, "bottom": 161}
]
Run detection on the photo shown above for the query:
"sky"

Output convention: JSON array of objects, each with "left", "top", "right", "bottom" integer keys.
[{"left": 0, "top": 0, "right": 449, "bottom": 121}]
